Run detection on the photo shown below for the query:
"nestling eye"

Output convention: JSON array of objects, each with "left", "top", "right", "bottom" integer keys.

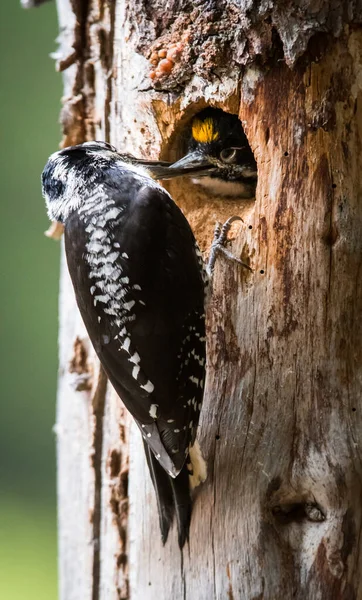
[{"left": 219, "top": 148, "right": 239, "bottom": 164}]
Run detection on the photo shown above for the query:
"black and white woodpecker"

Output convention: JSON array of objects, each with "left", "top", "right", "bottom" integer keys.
[
  {"left": 170, "top": 107, "right": 258, "bottom": 198},
  {"left": 42, "top": 141, "right": 212, "bottom": 549}
]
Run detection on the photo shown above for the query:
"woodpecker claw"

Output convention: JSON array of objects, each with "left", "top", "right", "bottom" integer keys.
[
  {"left": 207, "top": 216, "right": 252, "bottom": 275},
  {"left": 45, "top": 220, "right": 64, "bottom": 240}
]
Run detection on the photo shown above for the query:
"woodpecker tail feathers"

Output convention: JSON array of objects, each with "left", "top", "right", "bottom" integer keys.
[
  {"left": 169, "top": 465, "right": 191, "bottom": 549},
  {"left": 143, "top": 440, "right": 191, "bottom": 548}
]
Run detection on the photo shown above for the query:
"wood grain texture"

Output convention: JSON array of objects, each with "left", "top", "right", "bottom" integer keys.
[
  {"left": 54, "top": 0, "right": 362, "bottom": 598},
  {"left": 56, "top": 250, "right": 95, "bottom": 600},
  {"left": 55, "top": 2, "right": 124, "bottom": 600}
]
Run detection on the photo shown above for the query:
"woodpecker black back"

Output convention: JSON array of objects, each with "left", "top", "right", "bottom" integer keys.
[{"left": 42, "top": 141, "right": 207, "bottom": 547}]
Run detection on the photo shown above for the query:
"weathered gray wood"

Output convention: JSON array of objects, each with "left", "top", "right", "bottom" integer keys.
[
  {"left": 99, "top": 391, "right": 130, "bottom": 600},
  {"left": 56, "top": 250, "right": 94, "bottom": 600},
  {"left": 54, "top": 2, "right": 114, "bottom": 600},
  {"left": 49, "top": 0, "right": 362, "bottom": 598}
]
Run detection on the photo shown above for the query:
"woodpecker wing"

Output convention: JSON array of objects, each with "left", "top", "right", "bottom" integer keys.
[{"left": 64, "top": 172, "right": 206, "bottom": 476}]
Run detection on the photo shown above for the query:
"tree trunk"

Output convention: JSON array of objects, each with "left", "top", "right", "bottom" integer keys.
[{"left": 48, "top": 0, "right": 362, "bottom": 598}]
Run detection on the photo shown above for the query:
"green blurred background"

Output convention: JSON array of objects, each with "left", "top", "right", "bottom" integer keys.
[{"left": 0, "top": 1, "right": 61, "bottom": 598}]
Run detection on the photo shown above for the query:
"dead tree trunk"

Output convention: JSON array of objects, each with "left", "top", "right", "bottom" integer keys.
[{"left": 46, "top": 0, "right": 362, "bottom": 598}]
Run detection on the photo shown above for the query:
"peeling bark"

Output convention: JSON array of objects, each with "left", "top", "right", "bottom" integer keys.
[{"left": 40, "top": 0, "right": 362, "bottom": 598}]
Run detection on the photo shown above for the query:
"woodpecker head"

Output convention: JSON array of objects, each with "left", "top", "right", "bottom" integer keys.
[
  {"left": 170, "top": 108, "right": 257, "bottom": 198},
  {"left": 42, "top": 141, "right": 123, "bottom": 222},
  {"left": 42, "top": 140, "right": 213, "bottom": 223}
]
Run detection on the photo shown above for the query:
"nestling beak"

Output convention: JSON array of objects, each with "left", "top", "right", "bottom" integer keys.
[{"left": 166, "top": 151, "right": 215, "bottom": 178}]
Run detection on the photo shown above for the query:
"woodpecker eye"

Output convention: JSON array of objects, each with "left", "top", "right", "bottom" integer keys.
[{"left": 219, "top": 148, "right": 239, "bottom": 164}]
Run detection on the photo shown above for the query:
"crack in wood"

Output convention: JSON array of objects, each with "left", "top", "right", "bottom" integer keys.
[{"left": 91, "top": 367, "right": 108, "bottom": 600}]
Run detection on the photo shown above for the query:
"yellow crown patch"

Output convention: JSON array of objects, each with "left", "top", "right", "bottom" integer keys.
[{"left": 192, "top": 117, "right": 219, "bottom": 143}]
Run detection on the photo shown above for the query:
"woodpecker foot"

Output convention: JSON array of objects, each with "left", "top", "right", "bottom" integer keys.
[
  {"left": 45, "top": 220, "right": 64, "bottom": 240},
  {"left": 207, "top": 216, "right": 252, "bottom": 275}
]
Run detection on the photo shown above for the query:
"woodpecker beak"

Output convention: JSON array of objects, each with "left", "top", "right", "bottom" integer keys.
[{"left": 167, "top": 151, "right": 215, "bottom": 178}]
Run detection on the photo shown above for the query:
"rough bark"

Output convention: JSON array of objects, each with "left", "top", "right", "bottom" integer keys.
[{"left": 45, "top": 0, "right": 362, "bottom": 598}]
